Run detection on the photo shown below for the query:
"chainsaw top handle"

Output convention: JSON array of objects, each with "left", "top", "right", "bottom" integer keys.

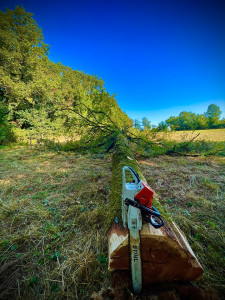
[{"left": 123, "top": 166, "right": 141, "bottom": 185}]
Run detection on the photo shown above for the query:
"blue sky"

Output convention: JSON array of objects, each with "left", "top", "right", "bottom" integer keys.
[{"left": 1, "top": 0, "right": 225, "bottom": 125}]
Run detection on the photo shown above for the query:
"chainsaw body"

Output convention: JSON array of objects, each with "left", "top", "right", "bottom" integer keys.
[
  {"left": 122, "top": 166, "right": 143, "bottom": 228},
  {"left": 122, "top": 166, "right": 142, "bottom": 293},
  {"left": 122, "top": 166, "right": 164, "bottom": 229},
  {"left": 122, "top": 166, "right": 164, "bottom": 294}
]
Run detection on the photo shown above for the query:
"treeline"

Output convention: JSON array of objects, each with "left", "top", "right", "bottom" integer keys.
[
  {"left": 135, "top": 104, "right": 225, "bottom": 132},
  {"left": 0, "top": 6, "right": 131, "bottom": 145},
  {"left": 1, "top": 6, "right": 224, "bottom": 148}
]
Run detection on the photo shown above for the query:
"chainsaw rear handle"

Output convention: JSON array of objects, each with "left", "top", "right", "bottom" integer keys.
[
  {"left": 123, "top": 166, "right": 140, "bottom": 185},
  {"left": 125, "top": 198, "right": 164, "bottom": 228}
]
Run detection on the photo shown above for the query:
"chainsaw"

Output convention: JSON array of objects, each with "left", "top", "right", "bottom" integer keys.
[{"left": 122, "top": 166, "right": 164, "bottom": 294}]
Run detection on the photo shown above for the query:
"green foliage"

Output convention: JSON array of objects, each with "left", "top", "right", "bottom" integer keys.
[
  {"left": 0, "top": 6, "right": 49, "bottom": 107},
  {"left": 0, "top": 100, "right": 15, "bottom": 144},
  {"left": 0, "top": 6, "right": 132, "bottom": 142},
  {"left": 133, "top": 119, "right": 142, "bottom": 130},
  {"left": 204, "top": 104, "right": 222, "bottom": 128},
  {"left": 133, "top": 117, "right": 152, "bottom": 131},
  {"left": 142, "top": 117, "right": 151, "bottom": 130},
  {"left": 180, "top": 140, "right": 225, "bottom": 156},
  {"left": 156, "top": 104, "right": 224, "bottom": 132},
  {"left": 157, "top": 121, "right": 168, "bottom": 131},
  {"left": 132, "top": 136, "right": 225, "bottom": 158},
  {"left": 165, "top": 111, "right": 209, "bottom": 131}
]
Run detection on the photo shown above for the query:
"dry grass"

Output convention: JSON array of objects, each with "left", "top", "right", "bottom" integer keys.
[
  {"left": 1, "top": 144, "right": 225, "bottom": 299},
  {"left": 161, "top": 128, "right": 225, "bottom": 142},
  {"left": 140, "top": 155, "right": 225, "bottom": 297},
  {"left": 0, "top": 145, "right": 111, "bottom": 299},
  {"left": 14, "top": 128, "right": 80, "bottom": 145}
]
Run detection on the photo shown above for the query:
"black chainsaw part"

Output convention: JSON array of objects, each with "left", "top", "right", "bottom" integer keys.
[
  {"left": 144, "top": 213, "right": 165, "bottom": 229},
  {"left": 125, "top": 198, "right": 164, "bottom": 228},
  {"left": 125, "top": 198, "right": 160, "bottom": 217},
  {"left": 127, "top": 166, "right": 141, "bottom": 183}
]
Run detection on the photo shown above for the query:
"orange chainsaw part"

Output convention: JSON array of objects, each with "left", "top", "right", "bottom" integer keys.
[{"left": 134, "top": 182, "right": 154, "bottom": 209}]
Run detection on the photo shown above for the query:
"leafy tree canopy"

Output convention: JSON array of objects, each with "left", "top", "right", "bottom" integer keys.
[
  {"left": 158, "top": 105, "right": 224, "bottom": 131},
  {"left": 0, "top": 6, "right": 132, "bottom": 144},
  {"left": 204, "top": 104, "right": 222, "bottom": 127}
]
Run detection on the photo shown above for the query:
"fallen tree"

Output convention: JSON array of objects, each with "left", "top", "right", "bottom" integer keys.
[{"left": 108, "top": 134, "right": 203, "bottom": 290}]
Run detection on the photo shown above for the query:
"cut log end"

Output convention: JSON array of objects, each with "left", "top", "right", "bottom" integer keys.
[{"left": 108, "top": 221, "right": 203, "bottom": 285}]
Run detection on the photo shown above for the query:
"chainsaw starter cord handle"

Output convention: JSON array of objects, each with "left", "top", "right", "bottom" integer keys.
[
  {"left": 149, "top": 214, "right": 164, "bottom": 229},
  {"left": 143, "top": 214, "right": 164, "bottom": 228}
]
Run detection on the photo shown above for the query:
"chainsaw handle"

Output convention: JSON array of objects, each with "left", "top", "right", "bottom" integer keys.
[
  {"left": 125, "top": 198, "right": 161, "bottom": 217},
  {"left": 125, "top": 199, "right": 164, "bottom": 229},
  {"left": 123, "top": 166, "right": 140, "bottom": 184}
]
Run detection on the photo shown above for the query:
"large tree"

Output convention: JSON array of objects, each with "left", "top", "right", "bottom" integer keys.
[
  {"left": 0, "top": 6, "right": 132, "bottom": 141},
  {"left": 0, "top": 6, "right": 49, "bottom": 109},
  {"left": 204, "top": 104, "right": 222, "bottom": 128}
]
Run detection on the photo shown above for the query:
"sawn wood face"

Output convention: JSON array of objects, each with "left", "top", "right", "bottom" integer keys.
[{"left": 108, "top": 221, "right": 203, "bottom": 285}]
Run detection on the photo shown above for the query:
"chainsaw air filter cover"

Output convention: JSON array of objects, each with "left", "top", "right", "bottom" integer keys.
[{"left": 134, "top": 181, "right": 154, "bottom": 208}]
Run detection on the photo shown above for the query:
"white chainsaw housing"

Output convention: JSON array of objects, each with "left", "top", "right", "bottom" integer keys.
[
  {"left": 122, "top": 166, "right": 143, "bottom": 229},
  {"left": 122, "top": 166, "right": 143, "bottom": 294}
]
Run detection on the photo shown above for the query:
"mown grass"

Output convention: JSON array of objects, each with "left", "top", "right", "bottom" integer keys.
[
  {"left": 0, "top": 145, "right": 111, "bottom": 299},
  {"left": 140, "top": 155, "right": 225, "bottom": 297},
  {"left": 160, "top": 128, "right": 225, "bottom": 142},
  {"left": 1, "top": 143, "right": 225, "bottom": 299}
]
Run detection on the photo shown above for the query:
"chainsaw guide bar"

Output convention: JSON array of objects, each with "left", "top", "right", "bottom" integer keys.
[{"left": 122, "top": 166, "right": 164, "bottom": 294}]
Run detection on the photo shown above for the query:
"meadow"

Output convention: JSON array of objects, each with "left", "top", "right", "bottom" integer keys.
[
  {"left": 0, "top": 146, "right": 111, "bottom": 299},
  {"left": 163, "top": 128, "right": 225, "bottom": 142},
  {"left": 0, "top": 129, "right": 225, "bottom": 299}
]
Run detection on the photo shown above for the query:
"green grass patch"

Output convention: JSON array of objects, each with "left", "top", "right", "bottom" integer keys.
[
  {"left": 0, "top": 145, "right": 111, "bottom": 299},
  {"left": 141, "top": 155, "right": 225, "bottom": 296},
  {"left": 1, "top": 144, "right": 225, "bottom": 298}
]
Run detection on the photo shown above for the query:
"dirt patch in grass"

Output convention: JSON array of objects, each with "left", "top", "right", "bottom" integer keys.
[
  {"left": 139, "top": 155, "right": 225, "bottom": 298},
  {"left": 0, "top": 146, "right": 112, "bottom": 299}
]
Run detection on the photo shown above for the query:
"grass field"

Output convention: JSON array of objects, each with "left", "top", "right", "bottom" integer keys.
[
  {"left": 0, "top": 144, "right": 225, "bottom": 299},
  {"left": 0, "top": 146, "right": 111, "bottom": 299},
  {"left": 140, "top": 155, "right": 225, "bottom": 296},
  {"left": 162, "top": 128, "right": 225, "bottom": 142}
]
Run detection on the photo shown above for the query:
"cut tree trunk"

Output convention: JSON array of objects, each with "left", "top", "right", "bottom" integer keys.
[{"left": 108, "top": 134, "right": 203, "bottom": 287}]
